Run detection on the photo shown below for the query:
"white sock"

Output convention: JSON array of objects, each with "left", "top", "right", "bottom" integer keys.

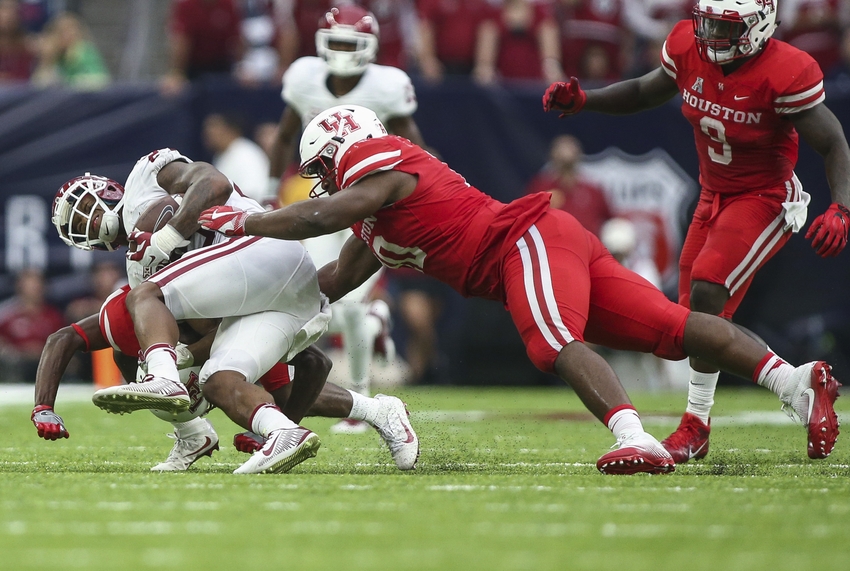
[
  {"left": 685, "top": 369, "right": 719, "bottom": 423},
  {"left": 754, "top": 352, "right": 794, "bottom": 399},
  {"left": 607, "top": 407, "right": 643, "bottom": 441},
  {"left": 250, "top": 404, "right": 297, "bottom": 437},
  {"left": 144, "top": 344, "right": 179, "bottom": 382},
  {"left": 171, "top": 417, "right": 210, "bottom": 438},
  {"left": 347, "top": 390, "right": 380, "bottom": 424}
]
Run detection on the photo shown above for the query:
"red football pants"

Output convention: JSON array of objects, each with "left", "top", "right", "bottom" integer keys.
[{"left": 502, "top": 209, "right": 689, "bottom": 373}]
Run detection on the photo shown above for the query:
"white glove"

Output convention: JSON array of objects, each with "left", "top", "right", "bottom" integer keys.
[{"left": 175, "top": 343, "right": 194, "bottom": 369}]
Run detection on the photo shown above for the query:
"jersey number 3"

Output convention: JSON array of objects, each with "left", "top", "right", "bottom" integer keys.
[{"left": 700, "top": 117, "right": 732, "bottom": 165}]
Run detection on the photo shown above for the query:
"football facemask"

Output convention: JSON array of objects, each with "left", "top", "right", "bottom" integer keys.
[
  {"left": 693, "top": 0, "right": 778, "bottom": 64},
  {"left": 52, "top": 173, "right": 125, "bottom": 251}
]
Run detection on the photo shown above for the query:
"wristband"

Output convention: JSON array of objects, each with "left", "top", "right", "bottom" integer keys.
[{"left": 156, "top": 223, "right": 187, "bottom": 252}]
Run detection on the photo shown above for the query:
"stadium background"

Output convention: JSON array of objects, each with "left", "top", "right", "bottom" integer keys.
[{"left": 1, "top": 0, "right": 849, "bottom": 386}]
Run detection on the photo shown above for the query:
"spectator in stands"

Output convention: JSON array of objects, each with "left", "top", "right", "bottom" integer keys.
[
  {"left": 234, "top": 0, "right": 288, "bottom": 84},
  {"left": 0, "top": 0, "right": 35, "bottom": 83},
  {"left": 554, "top": 0, "right": 631, "bottom": 83},
  {"left": 473, "top": 0, "right": 563, "bottom": 85},
  {"left": 202, "top": 112, "right": 272, "bottom": 204},
  {"left": 827, "top": 26, "right": 850, "bottom": 83},
  {"left": 30, "top": 11, "right": 109, "bottom": 89},
  {"left": 276, "top": 0, "right": 333, "bottom": 72},
  {"left": 0, "top": 268, "right": 65, "bottom": 383},
  {"left": 778, "top": 0, "right": 847, "bottom": 73},
  {"left": 622, "top": 0, "right": 692, "bottom": 77},
  {"left": 360, "top": 0, "right": 416, "bottom": 70},
  {"left": 161, "top": 0, "right": 243, "bottom": 95},
  {"left": 416, "top": 0, "right": 499, "bottom": 82},
  {"left": 524, "top": 134, "right": 612, "bottom": 236}
]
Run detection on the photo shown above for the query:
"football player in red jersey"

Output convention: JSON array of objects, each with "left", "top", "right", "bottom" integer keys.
[
  {"left": 200, "top": 104, "right": 841, "bottom": 474},
  {"left": 542, "top": 0, "right": 850, "bottom": 464}
]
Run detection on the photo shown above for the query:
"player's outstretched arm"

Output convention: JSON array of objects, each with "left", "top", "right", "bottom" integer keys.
[
  {"left": 544, "top": 68, "right": 678, "bottom": 117},
  {"left": 317, "top": 234, "right": 383, "bottom": 304},
  {"left": 269, "top": 106, "right": 302, "bottom": 185},
  {"left": 33, "top": 314, "right": 109, "bottom": 439},
  {"left": 794, "top": 104, "right": 850, "bottom": 257}
]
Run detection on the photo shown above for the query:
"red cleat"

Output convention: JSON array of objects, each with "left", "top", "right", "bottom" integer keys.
[
  {"left": 597, "top": 432, "right": 675, "bottom": 475},
  {"left": 661, "top": 412, "right": 710, "bottom": 464},
  {"left": 784, "top": 361, "right": 841, "bottom": 459},
  {"left": 233, "top": 431, "right": 265, "bottom": 454}
]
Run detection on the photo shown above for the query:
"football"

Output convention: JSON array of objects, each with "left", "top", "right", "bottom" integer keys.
[{"left": 133, "top": 193, "right": 183, "bottom": 233}]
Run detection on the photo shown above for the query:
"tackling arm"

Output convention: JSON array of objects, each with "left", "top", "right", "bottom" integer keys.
[
  {"left": 269, "top": 106, "right": 302, "bottom": 180},
  {"left": 317, "top": 234, "right": 383, "bottom": 304},
  {"left": 241, "top": 170, "right": 415, "bottom": 240}
]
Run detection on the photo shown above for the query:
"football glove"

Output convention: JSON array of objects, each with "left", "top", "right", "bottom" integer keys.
[
  {"left": 233, "top": 431, "right": 265, "bottom": 454},
  {"left": 805, "top": 202, "right": 850, "bottom": 257},
  {"left": 127, "top": 224, "right": 188, "bottom": 269},
  {"left": 198, "top": 206, "right": 250, "bottom": 237},
  {"left": 542, "top": 77, "right": 587, "bottom": 116},
  {"left": 32, "top": 405, "right": 69, "bottom": 440}
]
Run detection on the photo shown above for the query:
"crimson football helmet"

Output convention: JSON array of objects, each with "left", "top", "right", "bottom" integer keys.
[
  {"left": 316, "top": 5, "right": 379, "bottom": 77},
  {"left": 52, "top": 173, "right": 125, "bottom": 251},
  {"left": 298, "top": 104, "right": 387, "bottom": 197},
  {"left": 693, "top": 0, "right": 778, "bottom": 64}
]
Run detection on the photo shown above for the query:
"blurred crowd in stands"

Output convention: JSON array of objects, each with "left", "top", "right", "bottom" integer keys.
[
  {"left": 2, "top": 0, "right": 850, "bottom": 385},
  {"left": 2, "top": 1, "right": 850, "bottom": 90}
]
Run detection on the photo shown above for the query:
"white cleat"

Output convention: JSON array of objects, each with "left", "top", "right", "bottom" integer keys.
[
  {"left": 233, "top": 426, "right": 321, "bottom": 474},
  {"left": 151, "top": 419, "right": 220, "bottom": 471},
  {"left": 329, "top": 418, "right": 371, "bottom": 434},
  {"left": 372, "top": 394, "right": 419, "bottom": 470},
  {"left": 93, "top": 375, "right": 190, "bottom": 415}
]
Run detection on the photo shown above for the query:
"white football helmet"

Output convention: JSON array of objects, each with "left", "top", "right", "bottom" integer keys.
[
  {"left": 315, "top": 5, "right": 379, "bottom": 77},
  {"left": 52, "top": 173, "right": 125, "bottom": 251},
  {"left": 693, "top": 0, "right": 778, "bottom": 64},
  {"left": 299, "top": 104, "right": 388, "bottom": 197}
]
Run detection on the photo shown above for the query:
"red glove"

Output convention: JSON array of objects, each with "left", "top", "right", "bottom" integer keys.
[
  {"left": 805, "top": 203, "right": 850, "bottom": 257},
  {"left": 32, "top": 405, "right": 69, "bottom": 440},
  {"left": 198, "top": 206, "right": 250, "bottom": 237},
  {"left": 233, "top": 431, "right": 265, "bottom": 454},
  {"left": 542, "top": 77, "right": 587, "bottom": 116}
]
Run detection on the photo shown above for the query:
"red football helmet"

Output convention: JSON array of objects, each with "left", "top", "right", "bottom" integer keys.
[
  {"left": 316, "top": 5, "right": 380, "bottom": 77},
  {"left": 52, "top": 173, "right": 125, "bottom": 251}
]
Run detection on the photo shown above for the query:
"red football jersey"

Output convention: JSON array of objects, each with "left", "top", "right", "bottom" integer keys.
[
  {"left": 661, "top": 20, "right": 825, "bottom": 194},
  {"left": 341, "top": 136, "right": 551, "bottom": 301}
]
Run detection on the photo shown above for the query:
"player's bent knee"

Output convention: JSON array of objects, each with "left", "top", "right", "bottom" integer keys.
[
  {"left": 689, "top": 280, "right": 729, "bottom": 315},
  {"left": 125, "top": 281, "right": 163, "bottom": 312}
]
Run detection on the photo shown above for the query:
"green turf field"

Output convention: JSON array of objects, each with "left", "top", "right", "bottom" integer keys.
[{"left": 2, "top": 386, "right": 848, "bottom": 571}]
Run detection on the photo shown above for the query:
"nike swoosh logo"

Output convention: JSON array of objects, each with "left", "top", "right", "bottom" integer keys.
[
  {"left": 187, "top": 437, "right": 212, "bottom": 456},
  {"left": 733, "top": 95, "right": 749, "bottom": 100},
  {"left": 802, "top": 388, "right": 815, "bottom": 423},
  {"left": 209, "top": 211, "right": 236, "bottom": 220},
  {"left": 688, "top": 441, "right": 707, "bottom": 459},
  {"left": 396, "top": 413, "right": 415, "bottom": 444},
  {"left": 262, "top": 432, "right": 281, "bottom": 457}
]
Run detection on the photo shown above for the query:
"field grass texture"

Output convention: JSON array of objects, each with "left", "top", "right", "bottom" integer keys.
[{"left": 2, "top": 386, "right": 848, "bottom": 571}]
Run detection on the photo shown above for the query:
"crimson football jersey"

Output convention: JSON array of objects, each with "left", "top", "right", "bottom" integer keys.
[
  {"left": 661, "top": 20, "right": 824, "bottom": 194},
  {"left": 340, "top": 136, "right": 551, "bottom": 301}
]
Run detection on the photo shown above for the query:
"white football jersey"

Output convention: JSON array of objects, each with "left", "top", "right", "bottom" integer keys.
[
  {"left": 122, "top": 148, "right": 265, "bottom": 287},
  {"left": 282, "top": 57, "right": 417, "bottom": 125}
]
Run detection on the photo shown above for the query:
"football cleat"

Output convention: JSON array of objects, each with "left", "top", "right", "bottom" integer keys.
[
  {"left": 151, "top": 419, "right": 220, "bottom": 471},
  {"left": 233, "top": 431, "right": 265, "bottom": 454},
  {"left": 782, "top": 361, "right": 841, "bottom": 459},
  {"left": 372, "top": 394, "right": 419, "bottom": 470},
  {"left": 369, "top": 299, "right": 396, "bottom": 363},
  {"left": 233, "top": 426, "right": 321, "bottom": 474},
  {"left": 597, "top": 432, "right": 676, "bottom": 475},
  {"left": 661, "top": 413, "right": 710, "bottom": 464},
  {"left": 92, "top": 375, "right": 190, "bottom": 415},
  {"left": 329, "top": 418, "right": 371, "bottom": 434}
]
